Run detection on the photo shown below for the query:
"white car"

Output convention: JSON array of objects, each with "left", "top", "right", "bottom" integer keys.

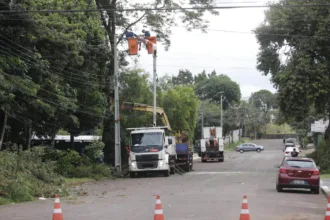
[{"left": 284, "top": 147, "right": 300, "bottom": 157}]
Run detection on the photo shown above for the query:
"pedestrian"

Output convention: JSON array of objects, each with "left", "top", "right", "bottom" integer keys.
[{"left": 291, "top": 148, "right": 298, "bottom": 157}]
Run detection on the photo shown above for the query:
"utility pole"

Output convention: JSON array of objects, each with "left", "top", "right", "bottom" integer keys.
[
  {"left": 153, "top": 45, "right": 157, "bottom": 127},
  {"left": 113, "top": 14, "right": 121, "bottom": 173},
  {"left": 220, "top": 94, "right": 223, "bottom": 138},
  {"left": 201, "top": 101, "right": 204, "bottom": 138}
]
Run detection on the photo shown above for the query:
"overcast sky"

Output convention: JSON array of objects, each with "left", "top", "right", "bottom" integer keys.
[{"left": 124, "top": 0, "right": 277, "bottom": 98}]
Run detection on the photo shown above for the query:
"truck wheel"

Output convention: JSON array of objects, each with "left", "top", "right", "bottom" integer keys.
[
  {"left": 164, "top": 170, "right": 170, "bottom": 177},
  {"left": 130, "top": 172, "right": 136, "bottom": 178},
  {"left": 218, "top": 158, "right": 224, "bottom": 162},
  {"left": 170, "top": 167, "right": 175, "bottom": 174},
  {"left": 184, "top": 163, "right": 190, "bottom": 172}
]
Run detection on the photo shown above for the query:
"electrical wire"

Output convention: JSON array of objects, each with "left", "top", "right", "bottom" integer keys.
[{"left": 1, "top": 4, "right": 330, "bottom": 14}]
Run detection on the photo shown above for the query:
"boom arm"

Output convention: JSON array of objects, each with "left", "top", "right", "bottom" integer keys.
[{"left": 120, "top": 102, "right": 172, "bottom": 131}]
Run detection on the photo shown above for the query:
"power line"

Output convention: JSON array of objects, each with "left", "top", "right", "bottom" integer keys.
[{"left": 1, "top": 4, "right": 330, "bottom": 14}]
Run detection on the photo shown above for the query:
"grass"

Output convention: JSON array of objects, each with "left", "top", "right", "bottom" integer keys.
[
  {"left": 321, "top": 174, "right": 330, "bottom": 179},
  {"left": 265, "top": 123, "right": 295, "bottom": 134},
  {"left": 65, "top": 178, "right": 95, "bottom": 186},
  {"left": 224, "top": 138, "right": 251, "bottom": 152},
  {"left": 0, "top": 197, "right": 13, "bottom": 205}
]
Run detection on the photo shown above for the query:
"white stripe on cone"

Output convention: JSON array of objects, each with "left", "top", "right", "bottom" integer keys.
[
  {"left": 242, "top": 199, "right": 248, "bottom": 203},
  {"left": 155, "top": 209, "right": 163, "bottom": 214},
  {"left": 241, "top": 209, "right": 249, "bottom": 214},
  {"left": 55, "top": 198, "right": 60, "bottom": 203},
  {"left": 53, "top": 208, "right": 62, "bottom": 213},
  {"left": 326, "top": 211, "right": 330, "bottom": 216},
  {"left": 156, "top": 199, "right": 161, "bottom": 204}
]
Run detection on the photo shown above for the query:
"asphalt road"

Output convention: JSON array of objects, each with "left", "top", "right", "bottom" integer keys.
[{"left": 0, "top": 139, "right": 327, "bottom": 220}]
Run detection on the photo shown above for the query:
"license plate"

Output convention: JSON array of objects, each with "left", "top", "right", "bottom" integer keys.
[{"left": 293, "top": 180, "right": 305, "bottom": 184}]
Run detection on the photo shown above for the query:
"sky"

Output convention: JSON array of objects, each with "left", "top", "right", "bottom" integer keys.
[{"left": 124, "top": 0, "right": 277, "bottom": 99}]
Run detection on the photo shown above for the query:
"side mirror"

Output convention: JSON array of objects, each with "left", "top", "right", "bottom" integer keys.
[
  {"left": 165, "top": 145, "right": 168, "bottom": 149},
  {"left": 168, "top": 139, "right": 172, "bottom": 145},
  {"left": 274, "top": 164, "right": 280, "bottom": 168},
  {"left": 317, "top": 166, "right": 320, "bottom": 170}
]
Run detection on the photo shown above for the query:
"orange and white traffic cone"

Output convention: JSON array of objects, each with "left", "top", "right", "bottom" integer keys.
[
  {"left": 324, "top": 197, "right": 330, "bottom": 220},
  {"left": 154, "top": 195, "right": 164, "bottom": 220},
  {"left": 52, "top": 194, "right": 63, "bottom": 220},
  {"left": 239, "top": 195, "right": 250, "bottom": 220}
]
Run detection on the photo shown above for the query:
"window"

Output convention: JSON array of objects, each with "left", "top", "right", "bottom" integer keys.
[{"left": 284, "top": 160, "right": 316, "bottom": 168}]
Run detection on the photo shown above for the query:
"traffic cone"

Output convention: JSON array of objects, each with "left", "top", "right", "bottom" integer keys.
[
  {"left": 154, "top": 195, "right": 164, "bottom": 220},
  {"left": 52, "top": 194, "right": 63, "bottom": 220},
  {"left": 324, "top": 197, "right": 330, "bottom": 220},
  {"left": 239, "top": 195, "right": 250, "bottom": 220}
]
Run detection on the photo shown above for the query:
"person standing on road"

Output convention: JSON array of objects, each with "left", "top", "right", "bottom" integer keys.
[{"left": 291, "top": 148, "right": 299, "bottom": 157}]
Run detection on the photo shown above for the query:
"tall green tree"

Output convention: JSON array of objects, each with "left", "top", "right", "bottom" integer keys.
[
  {"left": 172, "top": 69, "right": 194, "bottom": 86},
  {"left": 254, "top": 0, "right": 330, "bottom": 140},
  {"left": 249, "top": 89, "right": 277, "bottom": 110},
  {"left": 194, "top": 71, "right": 241, "bottom": 109},
  {"left": 162, "top": 86, "right": 199, "bottom": 141}
]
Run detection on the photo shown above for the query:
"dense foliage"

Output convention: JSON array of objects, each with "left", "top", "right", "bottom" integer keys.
[{"left": 254, "top": 0, "right": 330, "bottom": 140}]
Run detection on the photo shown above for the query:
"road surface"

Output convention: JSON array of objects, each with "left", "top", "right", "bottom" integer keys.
[{"left": 0, "top": 139, "right": 327, "bottom": 220}]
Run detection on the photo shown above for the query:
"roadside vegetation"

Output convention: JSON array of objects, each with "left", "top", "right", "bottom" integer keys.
[
  {"left": 265, "top": 124, "right": 295, "bottom": 135},
  {"left": 0, "top": 141, "right": 111, "bottom": 205},
  {"left": 224, "top": 138, "right": 251, "bottom": 152}
]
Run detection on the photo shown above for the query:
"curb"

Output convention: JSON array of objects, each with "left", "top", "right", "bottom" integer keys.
[{"left": 321, "top": 180, "right": 330, "bottom": 198}]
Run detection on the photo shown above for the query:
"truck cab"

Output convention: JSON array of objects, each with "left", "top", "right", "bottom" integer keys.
[{"left": 128, "top": 127, "right": 173, "bottom": 178}]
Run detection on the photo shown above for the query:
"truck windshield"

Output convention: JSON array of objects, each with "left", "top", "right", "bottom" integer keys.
[{"left": 131, "top": 132, "right": 163, "bottom": 153}]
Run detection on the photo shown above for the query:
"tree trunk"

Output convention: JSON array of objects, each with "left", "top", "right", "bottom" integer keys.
[
  {"left": 0, "top": 111, "right": 8, "bottom": 150},
  {"left": 26, "top": 122, "right": 32, "bottom": 151},
  {"left": 96, "top": 0, "right": 117, "bottom": 165},
  {"left": 324, "top": 115, "right": 330, "bottom": 142},
  {"left": 70, "top": 133, "right": 75, "bottom": 149},
  {"left": 51, "top": 131, "right": 56, "bottom": 148}
]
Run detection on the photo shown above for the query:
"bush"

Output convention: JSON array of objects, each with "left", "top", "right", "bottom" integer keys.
[
  {"left": 307, "top": 140, "right": 330, "bottom": 173},
  {"left": 84, "top": 141, "right": 105, "bottom": 162},
  {"left": 55, "top": 149, "right": 87, "bottom": 177},
  {"left": 0, "top": 150, "right": 68, "bottom": 204}
]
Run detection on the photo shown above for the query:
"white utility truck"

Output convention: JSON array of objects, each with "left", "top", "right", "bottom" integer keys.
[
  {"left": 200, "top": 126, "right": 224, "bottom": 162},
  {"left": 127, "top": 126, "right": 176, "bottom": 178}
]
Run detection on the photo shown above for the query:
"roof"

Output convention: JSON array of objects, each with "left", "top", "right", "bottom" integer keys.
[
  {"left": 284, "top": 157, "right": 314, "bottom": 161},
  {"left": 31, "top": 135, "right": 101, "bottom": 142},
  {"left": 130, "top": 129, "right": 165, "bottom": 134}
]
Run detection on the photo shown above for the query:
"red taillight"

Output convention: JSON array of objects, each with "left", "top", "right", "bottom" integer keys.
[
  {"left": 279, "top": 168, "right": 287, "bottom": 174},
  {"left": 285, "top": 152, "right": 289, "bottom": 154},
  {"left": 312, "top": 170, "right": 320, "bottom": 175}
]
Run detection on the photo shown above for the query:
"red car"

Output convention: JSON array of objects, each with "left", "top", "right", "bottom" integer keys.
[{"left": 276, "top": 157, "right": 320, "bottom": 194}]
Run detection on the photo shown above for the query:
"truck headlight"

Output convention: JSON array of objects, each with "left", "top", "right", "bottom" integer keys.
[
  {"left": 131, "top": 162, "right": 137, "bottom": 168},
  {"left": 158, "top": 161, "right": 164, "bottom": 167}
]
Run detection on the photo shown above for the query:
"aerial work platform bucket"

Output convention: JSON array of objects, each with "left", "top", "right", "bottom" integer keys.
[
  {"left": 146, "top": 36, "right": 157, "bottom": 54},
  {"left": 128, "top": 38, "right": 138, "bottom": 55}
]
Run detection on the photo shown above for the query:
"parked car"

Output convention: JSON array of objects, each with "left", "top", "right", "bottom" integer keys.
[
  {"left": 236, "top": 143, "right": 264, "bottom": 153},
  {"left": 275, "top": 157, "right": 320, "bottom": 194},
  {"left": 284, "top": 147, "right": 300, "bottom": 157}
]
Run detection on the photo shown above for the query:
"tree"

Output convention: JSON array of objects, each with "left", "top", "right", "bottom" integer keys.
[
  {"left": 161, "top": 86, "right": 199, "bottom": 141},
  {"left": 194, "top": 71, "right": 241, "bottom": 109},
  {"left": 172, "top": 69, "right": 194, "bottom": 86},
  {"left": 254, "top": 0, "right": 330, "bottom": 140},
  {"left": 95, "top": 0, "right": 219, "bottom": 164},
  {"left": 249, "top": 89, "right": 277, "bottom": 110}
]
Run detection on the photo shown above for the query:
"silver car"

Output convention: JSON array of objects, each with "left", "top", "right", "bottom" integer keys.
[{"left": 235, "top": 143, "right": 264, "bottom": 153}]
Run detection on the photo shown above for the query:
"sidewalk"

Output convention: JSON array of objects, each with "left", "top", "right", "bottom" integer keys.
[{"left": 321, "top": 178, "right": 330, "bottom": 197}]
